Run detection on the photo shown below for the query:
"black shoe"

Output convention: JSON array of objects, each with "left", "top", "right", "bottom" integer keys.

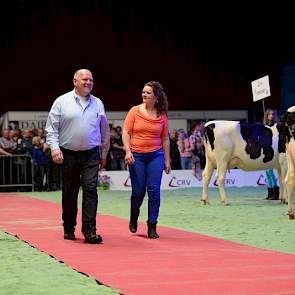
[
  {"left": 129, "top": 216, "right": 138, "bottom": 233},
  {"left": 64, "top": 229, "right": 76, "bottom": 240},
  {"left": 273, "top": 185, "right": 280, "bottom": 200},
  {"left": 83, "top": 226, "right": 103, "bottom": 244},
  {"left": 266, "top": 187, "right": 274, "bottom": 200},
  {"left": 147, "top": 221, "right": 159, "bottom": 239},
  {"left": 269, "top": 186, "right": 280, "bottom": 200}
]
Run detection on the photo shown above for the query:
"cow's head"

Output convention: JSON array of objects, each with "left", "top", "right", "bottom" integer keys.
[{"left": 281, "top": 106, "right": 295, "bottom": 141}]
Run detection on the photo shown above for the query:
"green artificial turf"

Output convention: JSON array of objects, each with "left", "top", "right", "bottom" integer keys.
[{"left": 0, "top": 231, "right": 118, "bottom": 295}]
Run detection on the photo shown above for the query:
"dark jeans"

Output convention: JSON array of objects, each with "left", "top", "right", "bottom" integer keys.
[
  {"left": 60, "top": 147, "right": 100, "bottom": 231},
  {"left": 128, "top": 148, "right": 164, "bottom": 223}
]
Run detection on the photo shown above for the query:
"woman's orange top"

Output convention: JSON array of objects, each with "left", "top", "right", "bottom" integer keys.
[{"left": 123, "top": 105, "right": 169, "bottom": 153}]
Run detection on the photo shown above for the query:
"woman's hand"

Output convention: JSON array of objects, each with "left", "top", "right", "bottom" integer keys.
[
  {"left": 164, "top": 160, "right": 171, "bottom": 174},
  {"left": 125, "top": 151, "right": 135, "bottom": 165},
  {"left": 99, "top": 159, "right": 107, "bottom": 171}
]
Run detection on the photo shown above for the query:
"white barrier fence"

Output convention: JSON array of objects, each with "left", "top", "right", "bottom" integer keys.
[{"left": 99, "top": 169, "right": 273, "bottom": 191}]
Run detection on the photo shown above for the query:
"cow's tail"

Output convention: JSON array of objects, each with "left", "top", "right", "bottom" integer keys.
[
  {"left": 204, "top": 123, "right": 215, "bottom": 151},
  {"left": 203, "top": 123, "right": 217, "bottom": 166}
]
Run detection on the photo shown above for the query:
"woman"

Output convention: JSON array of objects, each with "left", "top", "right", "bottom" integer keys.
[
  {"left": 263, "top": 108, "right": 279, "bottom": 200},
  {"left": 122, "top": 81, "right": 171, "bottom": 239}
]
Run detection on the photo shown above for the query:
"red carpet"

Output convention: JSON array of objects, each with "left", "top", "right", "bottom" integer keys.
[{"left": 1, "top": 194, "right": 295, "bottom": 295}]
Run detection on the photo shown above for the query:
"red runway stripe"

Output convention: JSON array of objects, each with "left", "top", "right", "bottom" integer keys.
[{"left": 1, "top": 194, "right": 295, "bottom": 295}]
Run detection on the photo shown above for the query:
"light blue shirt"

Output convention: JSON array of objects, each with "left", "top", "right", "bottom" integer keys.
[{"left": 45, "top": 90, "right": 110, "bottom": 158}]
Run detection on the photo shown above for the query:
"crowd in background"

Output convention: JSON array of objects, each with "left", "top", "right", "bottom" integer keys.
[
  {"left": 169, "top": 121, "right": 206, "bottom": 180},
  {"left": 0, "top": 121, "right": 206, "bottom": 191},
  {"left": 0, "top": 127, "right": 60, "bottom": 191},
  {"left": 107, "top": 120, "right": 206, "bottom": 179}
]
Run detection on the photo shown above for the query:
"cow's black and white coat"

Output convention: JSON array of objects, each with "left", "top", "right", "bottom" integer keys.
[
  {"left": 281, "top": 106, "right": 295, "bottom": 219},
  {"left": 202, "top": 120, "right": 287, "bottom": 206}
]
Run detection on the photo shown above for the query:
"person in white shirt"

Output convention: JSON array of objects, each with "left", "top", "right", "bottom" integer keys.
[{"left": 46, "top": 69, "right": 110, "bottom": 244}]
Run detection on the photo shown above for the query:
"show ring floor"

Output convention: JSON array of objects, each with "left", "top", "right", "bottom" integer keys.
[{"left": 1, "top": 194, "right": 295, "bottom": 295}]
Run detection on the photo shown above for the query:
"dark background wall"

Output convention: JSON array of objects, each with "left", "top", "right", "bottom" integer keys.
[{"left": 1, "top": 1, "right": 294, "bottom": 120}]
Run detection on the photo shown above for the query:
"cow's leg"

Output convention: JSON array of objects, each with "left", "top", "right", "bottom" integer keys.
[
  {"left": 286, "top": 158, "right": 295, "bottom": 219},
  {"left": 201, "top": 160, "right": 214, "bottom": 205},
  {"left": 277, "top": 153, "right": 288, "bottom": 204},
  {"left": 275, "top": 166, "right": 286, "bottom": 204},
  {"left": 211, "top": 137, "right": 232, "bottom": 205},
  {"left": 286, "top": 182, "right": 294, "bottom": 219},
  {"left": 216, "top": 161, "right": 229, "bottom": 205}
]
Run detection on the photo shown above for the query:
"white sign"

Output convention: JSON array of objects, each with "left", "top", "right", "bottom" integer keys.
[
  {"left": 99, "top": 169, "right": 272, "bottom": 191},
  {"left": 251, "top": 75, "right": 271, "bottom": 102}
]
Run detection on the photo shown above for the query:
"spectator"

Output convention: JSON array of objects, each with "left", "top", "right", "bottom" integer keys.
[
  {"left": 169, "top": 129, "right": 181, "bottom": 169},
  {"left": 32, "top": 136, "right": 47, "bottom": 191},
  {"left": 37, "top": 128, "right": 46, "bottom": 144},
  {"left": 177, "top": 129, "right": 193, "bottom": 169},
  {"left": 16, "top": 128, "right": 34, "bottom": 189},
  {"left": 263, "top": 109, "right": 279, "bottom": 200},
  {"left": 16, "top": 129, "right": 34, "bottom": 155},
  {"left": 0, "top": 128, "right": 17, "bottom": 188},
  {"left": 110, "top": 127, "right": 126, "bottom": 170},
  {"left": 190, "top": 121, "right": 206, "bottom": 169},
  {"left": 0, "top": 128, "right": 17, "bottom": 156}
]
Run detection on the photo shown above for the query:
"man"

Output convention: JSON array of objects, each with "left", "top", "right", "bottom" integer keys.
[
  {"left": 0, "top": 128, "right": 17, "bottom": 156},
  {"left": 45, "top": 69, "right": 110, "bottom": 244}
]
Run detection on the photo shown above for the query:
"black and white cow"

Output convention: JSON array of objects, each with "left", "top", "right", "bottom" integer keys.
[
  {"left": 201, "top": 120, "right": 287, "bottom": 206},
  {"left": 281, "top": 106, "right": 295, "bottom": 219}
]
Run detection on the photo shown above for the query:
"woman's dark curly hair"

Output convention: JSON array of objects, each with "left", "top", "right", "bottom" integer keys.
[
  {"left": 145, "top": 81, "right": 169, "bottom": 115},
  {"left": 263, "top": 108, "right": 278, "bottom": 126}
]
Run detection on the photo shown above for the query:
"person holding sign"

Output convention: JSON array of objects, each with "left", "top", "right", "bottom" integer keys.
[{"left": 263, "top": 109, "right": 280, "bottom": 200}]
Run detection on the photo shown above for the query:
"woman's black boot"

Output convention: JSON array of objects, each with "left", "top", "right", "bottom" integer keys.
[
  {"left": 147, "top": 221, "right": 159, "bottom": 239},
  {"left": 129, "top": 215, "right": 138, "bottom": 233}
]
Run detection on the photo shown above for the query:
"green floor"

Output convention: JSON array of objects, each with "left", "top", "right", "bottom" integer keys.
[{"left": 1, "top": 187, "right": 294, "bottom": 294}]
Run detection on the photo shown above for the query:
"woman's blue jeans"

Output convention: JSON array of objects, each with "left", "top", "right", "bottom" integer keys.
[{"left": 128, "top": 149, "right": 164, "bottom": 223}]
